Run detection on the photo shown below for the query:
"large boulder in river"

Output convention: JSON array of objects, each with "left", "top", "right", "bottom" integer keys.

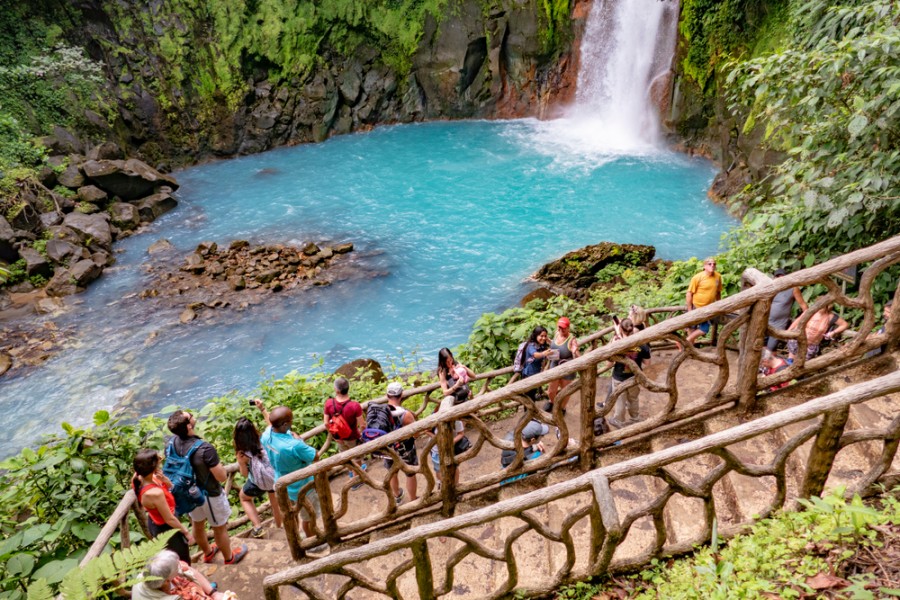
[
  {"left": 81, "top": 158, "right": 179, "bottom": 200},
  {"left": 534, "top": 242, "right": 657, "bottom": 291},
  {"left": 63, "top": 212, "right": 112, "bottom": 248},
  {"left": 134, "top": 192, "right": 177, "bottom": 222},
  {"left": 334, "top": 358, "right": 386, "bottom": 385},
  {"left": 109, "top": 202, "right": 141, "bottom": 231}
]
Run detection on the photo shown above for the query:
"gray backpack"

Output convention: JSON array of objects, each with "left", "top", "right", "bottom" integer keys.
[{"left": 249, "top": 451, "right": 276, "bottom": 491}]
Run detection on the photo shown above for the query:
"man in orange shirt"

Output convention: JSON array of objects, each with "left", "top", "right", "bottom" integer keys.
[{"left": 685, "top": 258, "right": 723, "bottom": 345}]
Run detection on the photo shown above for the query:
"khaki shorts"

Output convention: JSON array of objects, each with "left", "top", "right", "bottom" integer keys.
[
  {"left": 298, "top": 489, "right": 321, "bottom": 523},
  {"left": 188, "top": 492, "right": 231, "bottom": 528}
]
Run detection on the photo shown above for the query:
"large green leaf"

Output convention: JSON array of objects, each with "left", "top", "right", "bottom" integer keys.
[
  {"left": 30, "top": 558, "right": 78, "bottom": 585},
  {"left": 6, "top": 553, "right": 35, "bottom": 577}
]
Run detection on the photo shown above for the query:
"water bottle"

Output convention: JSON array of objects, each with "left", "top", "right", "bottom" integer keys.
[{"left": 188, "top": 483, "right": 203, "bottom": 501}]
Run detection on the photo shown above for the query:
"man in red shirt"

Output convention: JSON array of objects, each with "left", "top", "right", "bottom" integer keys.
[{"left": 323, "top": 377, "right": 366, "bottom": 486}]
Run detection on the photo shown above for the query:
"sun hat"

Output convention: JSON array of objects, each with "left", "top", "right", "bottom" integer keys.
[
  {"left": 521, "top": 420, "right": 550, "bottom": 441},
  {"left": 386, "top": 382, "right": 404, "bottom": 397}
]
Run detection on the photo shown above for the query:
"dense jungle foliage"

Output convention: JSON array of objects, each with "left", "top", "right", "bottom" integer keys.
[{"left": 1, "top": 0, "right": 899, "bottom": 595}]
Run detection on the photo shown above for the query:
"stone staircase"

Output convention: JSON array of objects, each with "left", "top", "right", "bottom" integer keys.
[{"left": 194, "top": 350, "right": 900, "bottom": 598}]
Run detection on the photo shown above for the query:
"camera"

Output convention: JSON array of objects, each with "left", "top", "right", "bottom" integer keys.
[{"left": 248, "top": 399, "right": 257, "bottom": 407}]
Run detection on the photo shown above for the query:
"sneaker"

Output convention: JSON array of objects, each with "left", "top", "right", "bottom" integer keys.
[
  {"left": 224, "top": 543, "right": 249, "bottom": 565},
  {"left": 307, "top": 543, "right": 329, "bottom": 556},
  {"left": 250, "top": 526, "right": 265, "bottom": 539},
  {"left": 395, "top": 490, "right": 404, "bottom": 505},
  {"left": 607, "top": 417, "right": 626, "bottom": 429},
  {"left": 202, "top": 544, "right": 219, "bottom": 564}
]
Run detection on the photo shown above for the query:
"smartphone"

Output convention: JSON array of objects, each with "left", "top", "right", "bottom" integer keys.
[
  {"left": 248, "top": 399, "right": 257, "bottom": 407},
  {"left": 612, "top": 315, "right": 620, "bottom": 326}
]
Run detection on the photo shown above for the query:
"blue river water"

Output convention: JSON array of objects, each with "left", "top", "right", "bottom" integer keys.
[{"left": 0, "top": 119, "right": 733, "bottom": 457}]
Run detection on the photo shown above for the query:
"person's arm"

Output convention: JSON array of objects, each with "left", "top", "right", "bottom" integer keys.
[
  {"left": 452, "top": 422, "right": 465, "bottom": 444},
  {"left": 439, "top": 370, "right": 458, "bottom": 394},
  {"left": 716, "top": 274, "right": 723, "bottom": 302},
  {"left": 252, "top": 398, "right": 271, "bottom": 425},
  {"left": 826, "top": 316, "right": 849, "bottom": 339},
  {"left": 462, "top": 365, "right": 476, "bottom": 379},
  {"left": 686, "top": 289, "right": 694, "bottom": 311},
  {"left": 793, "top": 288, "right": 808, "bottom": 312},
  {"left": 235, "top": 451, "right": 250, "bottom": 478},
  {"left": 569, "top": 336, "right": 580, "bottom": 358},
  {"left": 142, "top": 488, "right": 194, "bottom": 543}
]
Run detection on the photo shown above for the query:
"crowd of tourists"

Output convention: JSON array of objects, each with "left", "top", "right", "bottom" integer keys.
[{"left": 127, "top": 259, "right": 893, "bottom": 597}]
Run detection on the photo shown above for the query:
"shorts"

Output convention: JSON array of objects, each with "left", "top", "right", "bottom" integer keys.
[
  {"left": 148, "top": 519, "right": 191, "bottom": 564},
  {"left": 297, "top": 489, "right": 321, "bottom": 522},
  {"left": 384, "top": 441, "right": 419, "bottom": 470},
  {"left": 188, "top": 492, "right": 231, "bottom": 528},
  {"left": 242, "top": 480, "right": 273, "bottom": 498},
  {"left": 787, "top": 339, "right": 820, "bottom": 360},
  {"left": 692, "top": 320, "right": 712, "bottom": 335}
]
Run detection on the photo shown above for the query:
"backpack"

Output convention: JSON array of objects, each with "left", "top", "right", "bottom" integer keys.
[
  {"left": 248, "top": 451, "right": 276, "bottom": 491},
  {"left": 360, "top": 404, "right": 402, "bottom": 455},
  {"left": 162, "top": 439, "right": 207, "bottom": 517},
  {"left": 325, "top": 398, "right": 354, "bottom": 440},
  {"left": 512, "top": 341, "right": 528, "bottom": 374}
]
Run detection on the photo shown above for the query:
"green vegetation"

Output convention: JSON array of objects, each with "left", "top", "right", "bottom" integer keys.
[
  {"left": 679, "top": 0, "right": 791, "bottom": 90},
  {"left": 554, "top": 488, "right": 900, "bottom": 599},
  {"left": 0, "top": 359, "right": 430, "bottom": 597},
  {"left": 25, "top": 532, "right": 174, "bottom": 600},
  {"left": 721, "top": 0, "right": 900, "bottom": 277}
]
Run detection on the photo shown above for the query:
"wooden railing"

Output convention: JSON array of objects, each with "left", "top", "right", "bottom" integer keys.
[
  {"left": 273, "top": 234, "right": 900, "bottom": 560},
  {"left": 85, "top": 234, "right": 900, "bottom": 572},
  {"left": 263, "top": 370, "right": 900, "bottom": 599}
]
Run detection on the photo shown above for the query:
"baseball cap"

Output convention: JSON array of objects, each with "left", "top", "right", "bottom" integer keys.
[
  {"left": 386, "top": 382, "right": 404, "bottom": 397},
  {"left": 557, "top": 317, "right": 571, "bottom": 328},
  {"left": 521, "top": 420, "right": 550, "bottom": 441},
  {"left": 773, "top": 268, "right": 787, "bottom": 277}
]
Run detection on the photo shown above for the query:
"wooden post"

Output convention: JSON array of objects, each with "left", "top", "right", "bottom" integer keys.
[
  {"left": 800, "top": 406, "right": 850, "bottom": 499},
  {"left": 314, "top": 472, "right": 339, "bottom": 544},
  {"left": 411, "top": 540, "right": 436, "bottom": 600},
  {"left": 579, "top": 364, "right": 598, "bottom": 472},
  {"left": 132, "top": 502, "right": 151, "bottom": 540},
  {"left": 278, "top": 486, "right": 305, "bottom": 561},
  {"left": 437, "top": 420, "right": 458, "bottom": 518},
  {"left": 735, "top": 299, "right": 771, "bottom": 411},
  {"left": 119, "top": 514, "right": 130, "bottom": 549}
]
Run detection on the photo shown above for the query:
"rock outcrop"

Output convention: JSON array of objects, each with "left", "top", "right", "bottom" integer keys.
[
  {"left": 533, "top": 241, "right": 660, "bottom": 300},
  {"left": 61, "top": 0, "right": 589, "bottom": 165},
  {"left": 1, "top": 148, "right": 179, "bottom": 298}
]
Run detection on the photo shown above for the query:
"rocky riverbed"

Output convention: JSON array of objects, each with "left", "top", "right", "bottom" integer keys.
[{"left": 140, "top": 239, "right": 355, "bottom": 323}]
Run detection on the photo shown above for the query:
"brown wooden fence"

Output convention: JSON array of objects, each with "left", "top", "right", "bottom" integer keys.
[
  {"left": 82, "top": 234, "right": 900, "bottom": 579},
  {"left": 272, "top": 235, "right": 900, "bottom": 561},
  {"left": 262, "top": 370, "right": 900, "bottom": 599}
]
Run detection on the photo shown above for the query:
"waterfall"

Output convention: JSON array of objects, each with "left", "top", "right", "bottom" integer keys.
[
  {"left": 572, "top": 0, "right": 679, "bottom": 150},
  {"left": 516, "top": 0, "right": 680, "bottom": 164}
]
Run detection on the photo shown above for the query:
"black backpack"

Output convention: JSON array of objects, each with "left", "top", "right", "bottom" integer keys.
[{"left": 361, "top": 404, "right": 399, "bottom": 452}]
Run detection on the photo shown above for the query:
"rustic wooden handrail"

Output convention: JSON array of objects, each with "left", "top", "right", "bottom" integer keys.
[
  {"left": 273, "top": 234, "right": 900, "bottom": 559},
  {"left": 263, "top": 369, "right": 900, "bottom": 599}
]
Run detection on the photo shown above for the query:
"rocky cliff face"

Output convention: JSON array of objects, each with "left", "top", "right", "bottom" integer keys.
[{"left": 65, "top": 0, "right": 588, "bottom": 167}]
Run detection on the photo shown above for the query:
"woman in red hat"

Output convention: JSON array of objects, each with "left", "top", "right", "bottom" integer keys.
[{"left": 546, "top": 316, "right": 580, "bottom": 415}]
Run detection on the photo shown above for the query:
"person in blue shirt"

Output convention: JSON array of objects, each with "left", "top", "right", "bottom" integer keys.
[{"left": 254, "top": 402, "right": 320, "bottom": 544}]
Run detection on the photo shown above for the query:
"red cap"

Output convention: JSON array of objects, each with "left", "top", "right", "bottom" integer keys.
[{"left": 557, "top": 317, "right": 570, "bottom": 328}]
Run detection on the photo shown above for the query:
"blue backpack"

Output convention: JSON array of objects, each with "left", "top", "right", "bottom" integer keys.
[{"left": 162, "top": 439, "right": 207, "bottom": 516}]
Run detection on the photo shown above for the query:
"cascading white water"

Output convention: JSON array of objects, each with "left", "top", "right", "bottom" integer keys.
[
  {"left": 573, "top": 0, "right": 679, "bottom": 149},
  {"left": 519, "top": 0, "right": 679, "bottom": 163}
]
